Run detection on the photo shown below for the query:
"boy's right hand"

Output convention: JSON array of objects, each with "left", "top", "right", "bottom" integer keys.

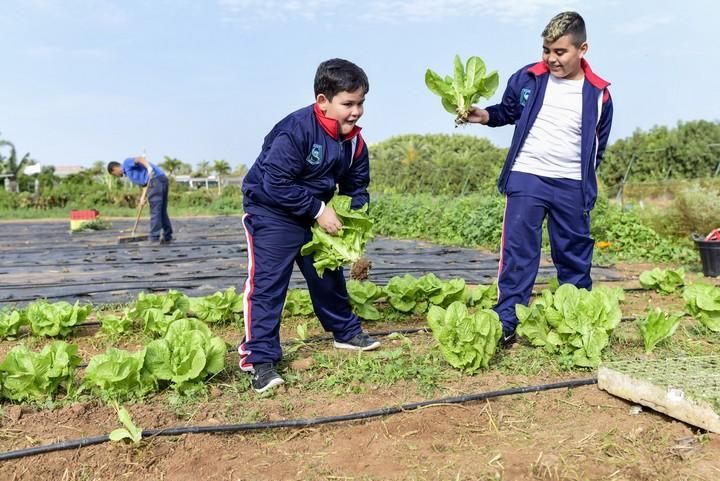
[
  {"left": 466, "top": 106, "right": 490, "bottom": 124},
  {"left": 317, "top": 206, "right": 342, "bottom": 235}
]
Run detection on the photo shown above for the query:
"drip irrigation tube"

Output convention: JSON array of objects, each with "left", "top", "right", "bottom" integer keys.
[{"left": 0, "top": 377, "right": 597, "bottom": 462}]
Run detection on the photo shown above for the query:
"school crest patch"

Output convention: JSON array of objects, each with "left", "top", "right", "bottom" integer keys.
[
  {"left": 520, "top": 88, "right": 531, "bottom": 106},
  {"left": 306, "top": 144, "right": 323, "bottom": 165}
]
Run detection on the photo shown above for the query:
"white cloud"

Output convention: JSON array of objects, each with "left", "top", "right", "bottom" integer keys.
[
  {"left": 613, "top": 14, "right": 673, "bottom": 34},
  {"left": 218, "top": 0, "right": 577, "bottom": 25},
  {"left": 8, "top": 0, "right": 128, "bottom": 26}
]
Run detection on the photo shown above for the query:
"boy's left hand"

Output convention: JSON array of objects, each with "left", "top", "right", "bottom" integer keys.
[{"left": 317, "top": 206, "right": 342, "bottom": 235}]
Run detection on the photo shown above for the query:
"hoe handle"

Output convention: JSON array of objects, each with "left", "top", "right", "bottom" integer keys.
[{"left": 131, "top": 184, "right": 149, "bottom": 236}]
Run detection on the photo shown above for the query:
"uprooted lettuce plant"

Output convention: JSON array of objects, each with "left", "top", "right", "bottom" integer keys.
[
  {"left": 0, "top": 341, "right": 81, "bottom": 402},
  {"left": 26, "top": 300, "right": 92, "bottom": 338},
  {"left": 516, "top": 284, "right": 624, "bottom": 368},
  {"left": 143, "top": 318, "right": 227, "bottom": 395},
  {"left": 425, "top": 55, "right": 499, "bottom": 124},
  {"left": 683, "top": 283, "right": 720, "bottom": 332},
  {"left": 639, "top": 267, "right": 685, "bottom": 294},
  {"left": 347, "top": 280, "right": 384, "bottom": 320},
  {"left": 636, "top": 308, "right": 682, "bottom": 353},
  {"left": 427, "top": 302, "right": 502, "bottom": 373},
  {"left": 300, "top": 195, "right": 373, "bottom": 277},
  {"left": 189, "top": 287, "right": 244, "bottom": 325}
]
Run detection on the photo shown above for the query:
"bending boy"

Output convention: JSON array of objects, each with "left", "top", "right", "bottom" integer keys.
[
  {"left": 239, "top": 58, "right": 380, "bottom": 393},
  {"left": 108, "top": 156, "right": 173, "bottom": 244}
]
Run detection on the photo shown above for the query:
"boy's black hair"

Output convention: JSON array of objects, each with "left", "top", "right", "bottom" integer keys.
[
  {"left": 107, "top": 161, "right": 121, "bottom": 174},
  {"left": 542, "top": 11, "right": 586, "bottom": 47},
  {"left": 314, "top": 58, "right": 369, "bottom": 100}
]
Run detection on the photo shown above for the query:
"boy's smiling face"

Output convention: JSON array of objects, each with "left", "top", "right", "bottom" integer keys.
[
  {"left": 317, "top": 88, "right": 365, "bottom": 136},
  {"left": 542, "top": 34, "right": 588, "bottom": 80}
]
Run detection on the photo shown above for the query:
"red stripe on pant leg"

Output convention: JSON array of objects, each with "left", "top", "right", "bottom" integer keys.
[
  {"left": 496, "top": 195, "right": 509, "bottom": 300},
  {"left": 239, "top": 213, "right": 255, "bottom": 372}
]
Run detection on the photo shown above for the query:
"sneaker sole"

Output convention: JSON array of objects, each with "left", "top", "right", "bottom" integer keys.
[
  {"left": 333, "top": 340, "right": 381, "bottom": 351},
  {"left": 253, "top": 377, "right": 285, "bottom": 394}
]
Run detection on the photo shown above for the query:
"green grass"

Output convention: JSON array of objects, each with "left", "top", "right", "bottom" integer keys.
[{"left": 0, "top": 206, "right": 243, "bottom": 220}]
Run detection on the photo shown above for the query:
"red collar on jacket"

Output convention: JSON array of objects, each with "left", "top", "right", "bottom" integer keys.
[
  {"left": 313, "top": 103, "right": 363, "bottom": 141},
  {"left": 527, "top": 58, "right": 610, "bottom": 89}
]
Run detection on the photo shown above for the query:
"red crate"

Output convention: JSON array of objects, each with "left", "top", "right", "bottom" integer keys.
[{"left": 70, "top": 210, "right": 99, "bottom": 221}]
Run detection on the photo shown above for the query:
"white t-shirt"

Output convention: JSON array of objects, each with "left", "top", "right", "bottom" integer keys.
[{"left": 511, "top": 75, "right": 584, "bottom": 180}]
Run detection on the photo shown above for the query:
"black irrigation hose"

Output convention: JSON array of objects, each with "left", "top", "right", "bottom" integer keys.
[{"left": 0, "top": 377, "right": 597, "bottom": 462}]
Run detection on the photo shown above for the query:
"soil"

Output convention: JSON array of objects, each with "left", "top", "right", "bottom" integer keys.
[
  {"left": 1, "top": 280, "right": 719, "bottom": 481},
  {"left": 350, "top": 257, "right": 372, "bottom": 281},
  {"left": 1, "top": 217, "right": 718, "bottom": 481}
]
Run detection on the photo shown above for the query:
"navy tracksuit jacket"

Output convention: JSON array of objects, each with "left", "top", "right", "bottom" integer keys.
[
  {"left": 239, "top": 103, "right": 369, "bottom": 368},
  {"left": 485, "top": 60, "right": 614, "bottom": 333}
]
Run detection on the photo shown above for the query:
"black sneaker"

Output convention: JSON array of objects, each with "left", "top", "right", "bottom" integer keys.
[
  {"left": 500, "top": 330, "right": 517, "bottom": 348},
  {"left": 333, "top": 332, "right": 381, "bottom": 351},
  {"left": 251, "top": 363, "right": 284, "bottom": 393}
]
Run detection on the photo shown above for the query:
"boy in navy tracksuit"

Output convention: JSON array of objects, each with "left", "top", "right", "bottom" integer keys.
[
  {"left": 239, "top": 58, "right": 380, "bottom": 393},
  {"left": 107, "top": 156, "right": 173, "bottom": 244},
  {"left": 467, "top": 11, "right": 613, "bottom": 346}
]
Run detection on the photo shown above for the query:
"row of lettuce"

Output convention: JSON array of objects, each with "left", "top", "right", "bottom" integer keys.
[{"left": 0, "top": 269, "right": 719, "bottom": 403}]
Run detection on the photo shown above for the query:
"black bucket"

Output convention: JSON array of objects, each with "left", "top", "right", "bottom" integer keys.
[{"left": 693, "top": 235, "right": 720, "bottom": 277}]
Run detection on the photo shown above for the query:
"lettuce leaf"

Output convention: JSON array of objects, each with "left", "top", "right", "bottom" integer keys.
[
  {"left": 189, "top": 287, "right": 244, "bottom": 325},
  {"left": 300, "top": 195, "right": 373, "bottom": 277},
  {"left": 683, "top": 283, "right": 720, "bottom": 332},
  {"left": 639, "top": 267, "right": 685, "bottom": 294},
  {"left": 0, "top": 341, "right": 81, "bottom": 401},
  {"left": 636, "top": 308, "right": 682, "bottom": 353},
  {"left": 347, "top": 280, "right": 384, "bottom": 320},
  {"left": 516, "top": 284, "right": 624, "bottom": 367},
  {"left": 144, "top": 318, "right": 227, "bottom": 394},
  {"left": 27, "top": 300, "right": 92, "bottom": 338},
  {"left": 283, "top": 289, "right": 314, "bottom": 317},
  {"left": 464, "top": 282, "right": 498, "bottom": 309},
  {"left": 82, "top": 347, "right": 157, "bottom": 401},
  {"left": 129, "top": 290, "right": 190, "bottom": 337},
  {"left": 427, "top": 302, "right": 502, "bottom": 373},
  {"left": 0, "top": 308, "right": 27, "bottom": 340},
  {"left": 425, "top": 55, "right": 499, "bottom": 124}
]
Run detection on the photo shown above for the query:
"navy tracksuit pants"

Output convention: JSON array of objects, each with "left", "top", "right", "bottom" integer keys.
[
  {"left": 238, "top": 213, "right": 363, "bottom": 369},
  {"left": 147, "top": 175, "right": 173, "bottom": 242},
  {"left": 494, "top": 172, "right": 594, "bottom": 333}
]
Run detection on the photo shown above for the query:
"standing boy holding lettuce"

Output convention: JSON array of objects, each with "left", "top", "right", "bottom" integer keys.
[
  {"left": 466, "top": 11, "right": 614, "bottom": 347},
  {"left": 238, "top": 58, "right": 381, "bottom": 393}
]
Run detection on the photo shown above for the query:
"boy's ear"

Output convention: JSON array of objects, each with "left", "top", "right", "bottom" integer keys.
[
  {"left": 578, "top": 41, "right": 589, "bottom": 58},
  {"left": 316, "top": 93, "right": 330, "bottom": 112}
]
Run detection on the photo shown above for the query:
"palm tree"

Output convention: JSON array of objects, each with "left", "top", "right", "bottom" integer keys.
[
  {"left": 0, "top": 137, "right": 35, "bottom": 178},
  {"left": 195, "top": 160, "right": 211, "bottom": 188},
  {"left": 194, "top": 160, "right": 209, "bottom": 176},
  {"left": 160, "top": 156, "right": 183, "bottom": 177},
  {"left": 212, "top": 159, "right": 231, "bottom": 193}
]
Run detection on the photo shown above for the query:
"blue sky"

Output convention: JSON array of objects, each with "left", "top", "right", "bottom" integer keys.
[{"left": 1, "top": 0, "right": 718, "bottom": 169}]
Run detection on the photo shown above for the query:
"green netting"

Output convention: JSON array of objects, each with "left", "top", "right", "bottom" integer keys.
[{"left": 603, "top": 356, "right": 720, "bottom": 412}]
